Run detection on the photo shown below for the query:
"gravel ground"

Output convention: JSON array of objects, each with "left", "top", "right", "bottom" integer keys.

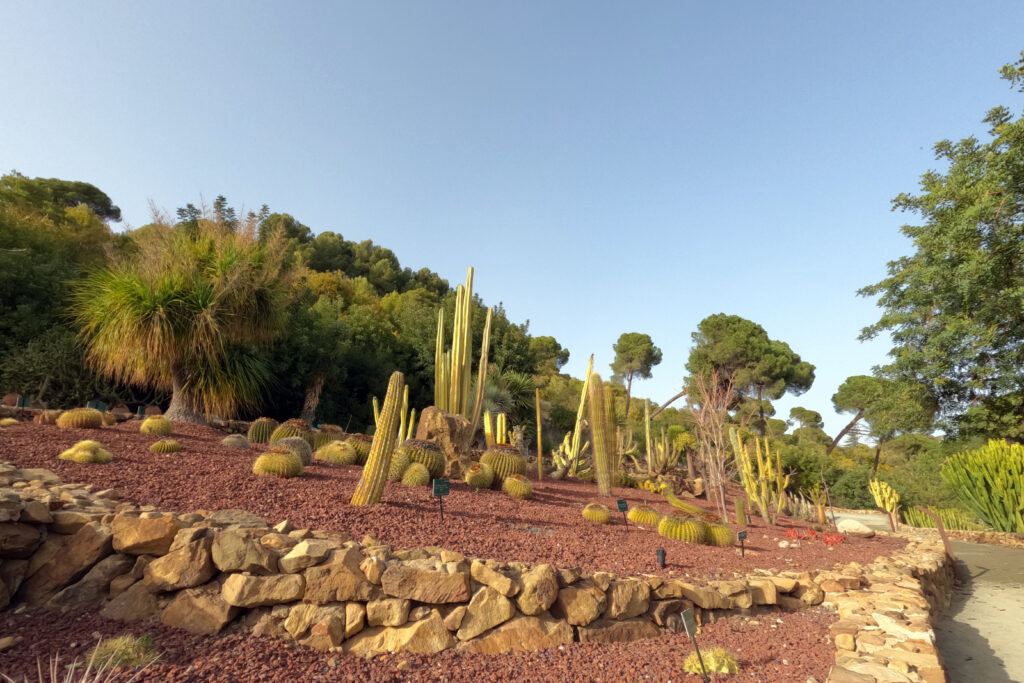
[
  {"left": 0, "top": 420, "right": 904, "bottom": 579},
  {"left": 0, "top": 606, "right": 837, "bottom": 682}
]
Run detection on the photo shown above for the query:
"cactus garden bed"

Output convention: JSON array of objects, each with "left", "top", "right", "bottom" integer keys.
[{"left": 0, "top": 420, "right": 904, "bottom": 577}]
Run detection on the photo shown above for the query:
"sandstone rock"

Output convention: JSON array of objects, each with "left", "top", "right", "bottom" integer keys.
[
  {"left": 169, "top": 526, "right": 212, "bottom": 552},
  {"left": 18, "top": 521, "right": 112, "bottom": 605},
  {"left": 360, "top": 556, "right": 386, "bottom": 584},
  {"left": 470, "top": 560, "right": 518, "bottom": 597},
  {"left": 143, "top": 537, "right": 215, "bottom": 592},
  {"left": 111, "top": 513, "right": 182, "bottom": 555},
  {"left": 381, "top": 564, "right": 470, "bottom": 603},
  {"left": 766, "top": 576, "right": 798, "bottom": 593},
  {"left": 551, "top": 582, "right": 607, "bottom": 626},
  {"left": 604, "top": 578, "right": 650, "bottom": 620},
  {"left": 20, "top": 500, "right": 51, "bottom": 524},
  {"left": 408, "top": 605, "right": 431, "bottom": 621},
  {"left": 838, "top": 519, "right": 876, "bottom": 538},
  {"left": 516, "top": 564, "right": 559, "bottom": 615},
  {"left": 443, "top": 605, "right": 467, "bottom": 631},
  {"left": 221, "top": 573, "right": 305, "bottom": 607},
  {"left": 836, "top": 632, "right": 855, "bottom": 650},
  {"left": 47, "top": 553, "right": 133, "bottom": 611},
  {"left": 100, "top": 581, "right": 159, "bottom": 621},
  {"left": 0, "top": 559, "right": 28, "bottom": 598},
  {"left": 578, "top": 617, "right": 661, "bottom": 643},
  {"left": 304, "top": 547, "right": 377, "bottom": 604},
  {"left": 212, "top": 529, "right": 278, "bottom": 574},
  {"left": 109, "top": 574, "right": 137, "bottom": 598},
  {"left": 162, "top": 582, "right": 240, "bottom": 634},
  {"left": 50, "top": 510, "right": 100, "bottom": 534},
  {"left": 457, "top": 586, "right": 515, "bottom": 640},
  {"left": 301, "top": 615, "right": 345, "bottom": 650},
  {"left": 260, "top": 533, "right": 297, "bottom": 551},
  {"left": 747, "top": 578, "right": 778, "bottom": 605},
  {"left": 414, "top": 407, "right": 473, "bottom": 476},
  {"left": 457, "top": 614, "right": 573, "bottom": 654},
  {"left": 345, "top": 609, "right": 454, "bottom": 656},
  {"left": 0, "top": 493, "right": 22, "bottom": 522},
  {"left": 346, "top": 602, "right": 366, "bottom": 638},
  {"left": 0, "top": 522, "right": 43, "bottom": 559},
  {"left": 205, "top": 509, "right": 268, "bottom": 528},
  {"left": 367, "top": 597, "right": 412, "bottom": 627},
  {"left": 0, "top": 635, "right": 22, "bottom": 651},
  {"left": 591, "top": 572, "right": 614, "bottom": 592},
  {"left": 675, "top": 582, "right": 732, "bottom": 610},
  {"left": 280, "top": 540, "right": 331, "bottom": 573}
]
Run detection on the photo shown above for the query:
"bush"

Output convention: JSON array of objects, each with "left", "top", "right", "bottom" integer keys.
[
  {"left": 829, "top": 466, "right": 876, "bottom": 509},
  {"left": 87, "top": 633, "right": 159, "bottom": 670},
  {"left": 942, "top": 440, "right": 1024, "bottom": 533}
]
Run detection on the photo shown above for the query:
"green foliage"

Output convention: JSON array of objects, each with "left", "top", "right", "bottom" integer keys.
[
  {"left": 942, "top": 440, "right": 1024, "bottom": 532},
  {"left": 684, "top": 647, "right": 739, "bottom": 675},
  {"left": 87, "top": 634, "right": 158, "bottom": 671},
  {"left": 902, "top": 506, "right": 981, "bottom": 531},
  {"left": 657, "top": 514, "right": 708, "bottom": 544},
  {"left": 830, "top": 466, "right": 876, "bottom": 509},
  {"left": 397, "top": 439, "right": 445, "bottom": 479},
  {"left": 610, "top": 332, "right": 662, "bottom": 418},
  {"left": 220, "top": 434, "right": 249, "bottom": 449},
  {"left": 860, "top": 53, "right": 1024, "bottom": 438},
  {"left": 789, "top": 406, "right": 823, "bottom": 430},
  {"left": 150, "top": 439, "right": 181, "bottom": 454},
  {"left": 253, "top": 448, "right": 303, "bottom": 478},
  {"left": 59, "top": 440, "right": 113, "bottom": 463},
  {"left": 139, "top": 416, "right": 173, "bottom": 436},
  {"left": 315, "top": 440, "right": 360, "bottom": 466},
  {"left": 626, "top": 504, "right": 661, "bottom": 526},
  {"left": 501, "top": 473, "right": 532, "bottom": 500},
  {"left": 56, "top": 407, "right": 104, "bottom": 429},
  {"left": 464, "top": 462, "right": 494, "bottom": 490},
  {"left": 480, "top": 445, "right": 527, "bottom": 490},
  {"left": 276, "top": 436, "right": 313, "bottom": 466},
  {"left": 247, "top": 417, "right": 278, "bottom": 444},
  {"left": 832, "top": 376, "right": 935, "bottom": 444},
  {"left": 582, "top": 503, "right": 610, "bottom": 524},
  {"left": 401, "top": 462, "right": 431, "bottom": 487}
]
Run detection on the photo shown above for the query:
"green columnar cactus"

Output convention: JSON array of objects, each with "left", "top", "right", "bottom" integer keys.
[
  {"left": 56, "top": 408, "right": 104, "bottom": 429},
  {"left": 269, "top": 418, "right": 314, "bottom": 447},
  {"left": 247, "top": 417, "right": 278, "bottom": 444},
  {"left": 587, "top": 372, "right": 617, "bottom": 497},
  {"left": 480, "top": 445, "right": 527, "bottom": 489},
  {"left": 707, "top": 524, "right": 734, "bottom": 547},
  {"left": 220, "top": 434, "right": 250, "bottom": 449},
  {"left": 150, "top": 439, "right": 181, "bottom": 454},
  {"left": 388, "top": 448, "right": 411, "bottom": 481},
  {"left": 684, "top": 648, "right": 739, "bottom": 674},
  {"left": 627, "top": 504, "right": 661, "bottom": 527},
  {"left": 315, "top": 440, "right": 360, "bottom": 465},
  {"left": 139, "top": 415, "right": 173, "bottom": 436},
  {"left": 276, "top": 436, "right": 313, "bottom": 466},
  {"left": 346, "top": 434, "right": 373, "bottom": 465},
  {"left": 582, "top": 503, "right": 610, "bottom": 524},
  {"left": 502, "top": 474, "right": 532, "bottom": 500},
  {"left": 397, "top": 440, "right": 445, "bottom": 479},
  {"left": 351, "top": 371, "right": 405, "bottom": 505},
  {"left": 464, "top": 462, "right": 495, "bottom": 490},
  {"left": 657, "top": 514, "right": 708, "bottom": 544},
  {"left": 735, "top": 496, "right": 746, "bottom": 526},
  {"left": 253, "top": 448, "right": 303, "bottom": 478},
  {"left": 942, "top": 440, "right": 1024, "bottom": 533},
  {"left": 59, "top": 440, "right": 113, "bottom": 463},
  {"left": 401, "top": 462, "right": 431, "bottom": 487}
]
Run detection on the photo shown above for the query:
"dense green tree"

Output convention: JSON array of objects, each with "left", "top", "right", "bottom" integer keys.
[
  {"left": 529, "top": 336, "right": 570, "bottom": 378},
  {"left": 860, "top": 52, "right": 1024, "bottom": 439},
  {"left": 610, "top": 332, "right": 662, "bottom": 419},
  {"left": 789, "top": 406, "right": 824, "bottom": 430},
  {"left": 0, "top": 173, "right": 121, "bottom": 222}
]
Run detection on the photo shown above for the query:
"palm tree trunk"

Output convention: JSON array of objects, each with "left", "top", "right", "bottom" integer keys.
[
  {"left": 164, "top": 362, "right": 206, "bottom": 424},
  {"left": 299, "top": 367, "right": 327, "bottom": 425}
]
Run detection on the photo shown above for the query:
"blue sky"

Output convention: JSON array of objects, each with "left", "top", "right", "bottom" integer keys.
[{"left": 3, "top": 2, "right": 1022, "bottom": 436}]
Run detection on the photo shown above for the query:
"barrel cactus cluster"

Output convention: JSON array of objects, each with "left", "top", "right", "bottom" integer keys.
[
  {"left": 480, "top": 445, "right": 526, "bottom": 490},
  {"left": 502, "top": 473, "right": 532, "bottom": 500},
  {"left": 59, "top": 440, "right": 113, "bottom": 464},
  {"left": 582, "top": 502, "right": 610, "bottom": 524},
  {"left": 315, "top": 440, "right": 360, "bottom": 465},
  {"left": 346, "top": 434, "right": 373, "bottom": 465},
  {"left": 706, "top": 523, "right": 735, "bottom": 547},
  {"left": 253, "top": 447, "right": 304, "bottom": 478},
  {"left": 402, "top": 462, "right": 431, "bottom": 487},
  {"left": 397, "top": 440, "right": 445, "bottom": 479},
  {"left": 464, "top": 462, "right": 494, "bottom": 490},
  {"left": 313, "top": 424, "right": 345, "bottom": 449},
  {"left": 139, "top": 415, "right": 173, "bottom": 436},
  {"left": 247, "top": 417, "right": 278, "bottom": 444},
  {"left": 270, "top": 418, "right": 313, "bottom": 448},
  {"left": 56, "top": 408, "right": 104, "bottom": 430},
  {"left": 150, "top": 439, "right": 181, "bottom": 454},
  {"left": 627, "top": 504, "right": 661, "bottom": 527},
  {"left": 220, "top": 434, "right": 250, "bottom": 449},
  {"left": 657, "top": 514, "right": 709, "bottom": 544},
  {"left": 276, "top": 436, "right": 312, "bottom": 466}
]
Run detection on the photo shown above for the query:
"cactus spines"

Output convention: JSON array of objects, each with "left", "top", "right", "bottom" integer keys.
[
  {"left": 315, "top": 440, "right": 361, "bottom": 466},
  {"left": 582, "top": 503, "right": 611, "bottom": 524},
  {"left": 139, "top": 416, "right": 173, "bottom": 436},
  {"left": 221, "top": 434, "right": 250, "bottom": 449},
  {"left": 276, "top": 436, "right": 313, "bottom": 466},
  {"left": 735, "top": 496, "right": 746, "bottom": 526},
  {"left": 587, "top": 372, "right": 617, "bottom": 497},
  {"left": 707, "top": 523, "right": 734, "bottom": 547},
  {"left": 480, "top": 445, "right": 527, "bottom": 490},
  {"left": 56, "top": 408, "right": 104, "bottom": 430},
  {"left": 396, "top": 440, "right": 445, "bottom": 479},
  {"left": 657, "top": 514, "right": 708, "bottom": 544},
  {"left": 464, "top": 462, "right": 495, "bottom": 490},
  {"left": 388, "top": 448, "right": 411, "bottom": 481},
  {"left": 253, "top": 448, "right": 304, "bottom": 478},
  {"left": 346, "top": 434, "right": 373, "bottom": 465},
  {"left": 313, "top": 425, "right": 345, "bottom": 450},
  {"left": 401, "top": 461, "right": 431, "bottom": 487},
  {"left": 247, "top": 417, "right": 278, "bottom": 444},
  {"left": 684, "top": 648, "right": 739, "bottom": 675},
  {"left": 351, "top": 371, "right": 405, "bottom": 505},
  {"left": 59, "top": 440, "right": 113, "bottom": 463},
  {"left": 626, "top": 504, "right": 661, "bottom": 527},
  {"left": 270, "top": 418, "right": 313, "bottom": 447},
  {"left": 150, "top": 439, "right": 181, "bottom": 454},
  {"left": 502, "top": 473, "right": 532, "bottom": 500}
]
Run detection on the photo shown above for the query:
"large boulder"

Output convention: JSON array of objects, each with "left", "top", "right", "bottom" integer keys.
[
  {"left": 212, "top": 529, "right": 278, "bottom": 574},
  {"left": 100, "top": 581, "right": 160, "bottom": 621},
  {"left": 838, "top": 518, "right": 876, "bottom": 538},
  {"left": 279, "top": 540, "right": 332, "bottom": 574},
  {"left": 470, "top": 560, "right": 518, "bottom": 597},
  {"left": 516, "top": 564, "right": 559, "bottom": 615},
  {"left": 111, "top": 513, "right": 182, "bottom": 555},
  {"left": 162, "top": 582, "right": 240, "bottom": 634},
  {"left": 551, "top": 581, "right": 607, "bottom": 626},
  {"left": 344, "top": 609, "right": 454, "bottom": 656},
  {"left": 303, "top": 547, "right": 377, "bottom": 604},
  {"left": 143, "top": 537, "right": 216, "bottom": 592},
  {"left": 18, "top": 521, "right": 113, "bottom": 605},
  {"left": 414, "top": 407, "right": 473, "bottom": 478},
  {"left": 603, "top": 578, "right": 650, "bottom": 620},
  {"left": 456, "top": 586, "right": 515, "bottom": 641},
  {"left": 221, "top": 573, "right": 305, "bottom": 608},
  {"left": 578, "top": 618, "right": 661, "bottom": 643},
  {"left": 47, "top": 553, "right": 134, "bottom": 611}
]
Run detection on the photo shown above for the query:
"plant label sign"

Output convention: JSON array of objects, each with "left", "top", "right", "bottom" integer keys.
[
  {"left": 432, "top": 478, "right": 450, "bottom": 497},
  {"left": 616, "top": 499, "right": 628, "bottom": 525},
  {"left": 681, "top": 608, "right": 697, "bottom": 638},
  {"left": 737, "top": 529, "right": 748, "bottom": 557}
]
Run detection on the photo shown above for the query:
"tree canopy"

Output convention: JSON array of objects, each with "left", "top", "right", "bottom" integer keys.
[{"left": 610, "top": 332, "right": 662, "bottom": 419}]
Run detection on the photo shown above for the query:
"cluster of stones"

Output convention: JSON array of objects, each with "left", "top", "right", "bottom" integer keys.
[{"left": 823, "top": 537, "right": 953, "bottom": 683}]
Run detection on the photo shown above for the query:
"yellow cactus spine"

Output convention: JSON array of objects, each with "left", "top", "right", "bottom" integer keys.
[
  {"left": 730, "top": 428, "right": 789, "bottom": 525},
  {"left": 588, "top": 372, "right": 616, "bottom": 497},
  {"left": 869, "top": 478, "right": 901, "bottom": 531},
  {"left": 351, "top": 371, "right": 404, "bottom": 506},
  {"left": 484, "top": 411, "right": 496, "bottom": 448}
]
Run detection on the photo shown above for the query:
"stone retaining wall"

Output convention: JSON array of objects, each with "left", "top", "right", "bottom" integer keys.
[{"left": 1, "top": 462, "right": 952, "bottom": 680}]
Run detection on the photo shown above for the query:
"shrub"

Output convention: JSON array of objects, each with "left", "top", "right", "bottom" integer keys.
[
  {"left": 942, "top": 439, "right": 1024, "bottom": 532},
  {"left": 87, "top": 634, "right": 159, "bottom": 671},
  {"left": 829, "top": 466, "right": 876, "bottom": 509}
]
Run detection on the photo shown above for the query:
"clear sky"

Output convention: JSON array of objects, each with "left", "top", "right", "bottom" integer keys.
[{"left": 3, "top": 2, "right": 1022, "bottom": 436}]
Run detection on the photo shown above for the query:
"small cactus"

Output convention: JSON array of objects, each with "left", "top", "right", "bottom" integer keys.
[
  {"left": 346, "top": 434, "right": 374, "bottom": 465},
  {"left": 464, "top": 462, "right": 495, "bottom": 490},
  {"left": 247, "top": 417, "right": 278, "bottom": 444},
  {"left": 253, "top": 448, "right": 304, "bottom": 478},
  {"left": 276, "top": 436, "right": 312, "bottom": 466},
  {"left": 59, "top": 440, "right": 113, "bottom": 463},
  {"left": 0, "top": 418, "right": 18, "bottom": 426},
  {"left": 396, "top": 440, "right": 445, "bottom": 479},
  {"left": 402, "top": 462, "right": 431, "bottom": 487},
  {"left": 627, "top": 504, "right": 661, "bottom": 527},
  {"left": 683, "top": 647, "right": 739, "bottom": 675},
  {"left": 150, "top": 439, "right": 181, "bottom": 454},
  {"left": 56, "top": 408, "right": 104, "bottom": 429},
  {"left": 502, "top": 473, "right": 532, "bottom": 500},
  {"left": 387, "top": 448, "right": 411, "bottom": 481},
  {"left": 315, "top": 440, "right": 360, "bottom": 466},
  {"left": 139, "top": 416, "right": 173, "bottom": 436},
  {"left": 220, "top": 434, "right": 250, "bottom": 449},
  {"left": 269, "top": 418, "right": 314, "bottom": 447},
  {"left": 313, "top": 424, "right": 345, "bottom": 449},
  {"left": 480, "top": 445, "right": 527, "bottom": 490},
  {"left": 657, "top": 514, "right": 709, "bottom": 544},
  {"left": 582, "top": 502, "right": 610, "bottom": 524},
  {"left": 707, "top": 523, "right": 735, "bottom": 547}
]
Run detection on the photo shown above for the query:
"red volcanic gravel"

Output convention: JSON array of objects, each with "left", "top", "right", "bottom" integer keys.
[
  {"left": 0, "top": 420, "right": 903, "bottom": 578},
  {"left": 0, "top": 607, "right": 838, "bottom": 682}
]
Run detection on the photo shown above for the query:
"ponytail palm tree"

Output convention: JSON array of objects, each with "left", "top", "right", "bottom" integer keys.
[{"left": 72, "top": 215, "right": 290, "bottom": 423}]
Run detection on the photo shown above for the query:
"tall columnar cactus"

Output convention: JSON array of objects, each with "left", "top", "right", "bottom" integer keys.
[
  {"left": 941, "top": 440, "right": 1024, "bottom": 533},
  {"left": 735, "top": 496, "right": 746, "bottom": 526},
  {"left": 550, "top": 355, "right": 594, "bottom": 478},
  {"left": 397, "top": 440, "right": 445, "bottom": 479},
  {"left": 247, "top": 417, "right": 278, "bottom": 444},
  {"left": 480, "top": 445, "right": 527, "bottom": 489},
  {"left": 56, "top": 408, "right": 104, "bottom": 429},
  {"left": 729, "top": 428, "right": 789, "bottom": 526},
  {"left": 535, "top": 387, "right": 543, "bottom": 481},
  {"left": 351, "top": 371, "right": 405, "bottom": 505},
  {"left": 587, "top": 372, "right": 617, "bottom": 497}
]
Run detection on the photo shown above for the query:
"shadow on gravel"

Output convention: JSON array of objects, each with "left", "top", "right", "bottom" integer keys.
[{"left": 935, "top": 559, "right": 1014, "bottom": 683}]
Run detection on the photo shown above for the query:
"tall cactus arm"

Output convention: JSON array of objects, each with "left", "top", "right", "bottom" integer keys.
[{"left": 351, "top": 371, "right": 404, "bottom": 505}]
